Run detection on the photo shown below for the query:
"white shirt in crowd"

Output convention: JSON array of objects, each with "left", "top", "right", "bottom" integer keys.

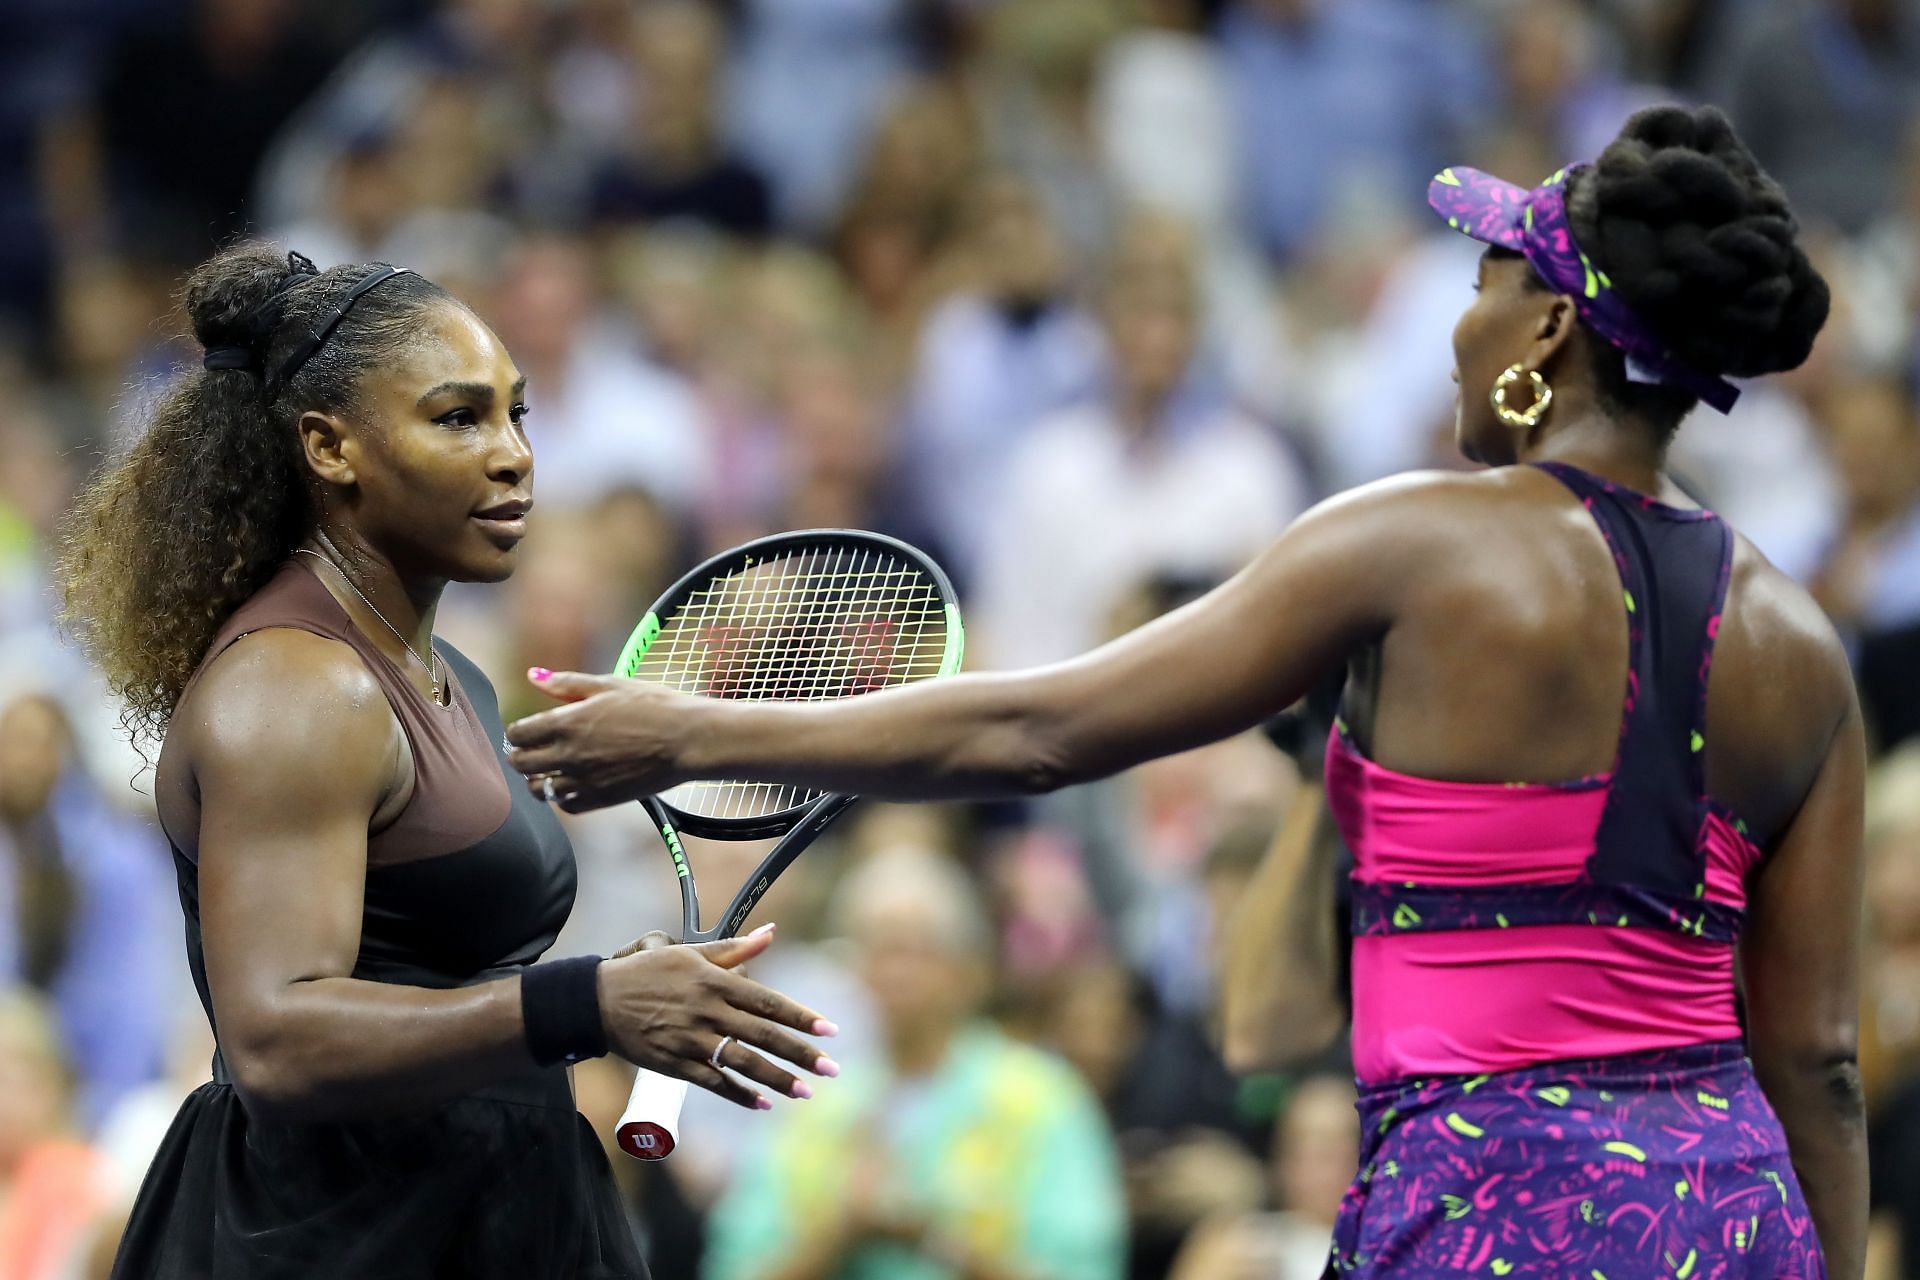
[{"left": 974, "top": 396, "right": 1310, "bottom": 672}]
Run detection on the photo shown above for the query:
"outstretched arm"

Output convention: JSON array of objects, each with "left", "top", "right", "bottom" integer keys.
[{"left": 507, "top": 475, "right": 1451, "bottom": 808}]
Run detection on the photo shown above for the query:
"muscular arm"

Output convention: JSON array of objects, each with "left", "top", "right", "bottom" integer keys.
[
  {"left": 189, "top": 632, "right": 536, "bottom": 1123},
  {"left": 509, "top": 475, "right": 1452, "bottom": 806},
  {"left": 1742, "top": 673, "right": 1869, "bottom": 1280}
]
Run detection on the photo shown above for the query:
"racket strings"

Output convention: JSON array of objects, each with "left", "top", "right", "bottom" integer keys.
[{"left": 633, "top": 545, "right": 952, "bottom": 820}]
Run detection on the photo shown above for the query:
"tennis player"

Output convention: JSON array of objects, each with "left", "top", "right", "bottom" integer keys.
[
  {"left": 509, "top": 106, "right": 1864, "bottom": 1278},
  {"left": 57, "top": 245, "right": 837, "bottom": 1279}
]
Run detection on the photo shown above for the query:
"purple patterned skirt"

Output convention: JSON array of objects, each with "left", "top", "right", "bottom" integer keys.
[{"left": 1328, "top": 1041, "right": 1824, "bottom": 1278}]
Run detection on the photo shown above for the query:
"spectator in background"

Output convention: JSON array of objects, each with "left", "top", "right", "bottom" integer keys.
[
  {"left": 1167, "top": 1075, "right": 1358, "bottom": 1280},
  {"left": 0, "top": 988, "right": 117, "bottom": 1280},
  {"left": 1811, "top": 373, "right": 1920, "bottom": 747},
  {"left": 973, "top": 213, "right": 1307, "bottom": 670},
  {"left": 588, "top": 1, "right": 772, "bottom": 240},
  {"left": 483, "top": 233, "right": 710, "bottom": 516},
  {"left": 1715, "top": 0, "right": 1920, "bottom": 237},
  {"left": 1491, "top": 0, "right": 1660, "bottom": 165},
  {"left": 92, "top": 0, "right": 339, "bottom": 258},
  {"left": 1217, "top": 0, "right": 1489, "bottom": 265},
  {"left": 254, "top": 0, "right": 545, "bottom": 230},
  {"left": 703, "top": 846, "right": 1125, "bottom": 1280},
  {"left": 1031, "top": 948, "right": 1268, "bottom": 1280},
  {"left": 831, "top": 83, "right": 980, "bottom": 356},
  {"left": 726, "top": 0, "right": 932, "bottom": 233},
  {"left": 899, "top": 175, "right": 1106, "bottom": 584},
  {"left": 976, "top": 0, "right": 1126, "bottom": 263},
  {"left": 0, "top": 694, "right": 176, "bottom": 1131}
]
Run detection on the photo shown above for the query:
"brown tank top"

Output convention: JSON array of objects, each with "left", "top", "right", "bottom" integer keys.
[
  {"left": 157, "top": 560, "right": 512, "bottom": 865},
  {"left": 154, "top": 559, "right": 577, "bottom": 992}
]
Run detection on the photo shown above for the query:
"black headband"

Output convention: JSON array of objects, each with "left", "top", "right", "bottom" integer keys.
[
  {"left": 199, "top": 255, "right": 412, "bottom": 399},
  {"left": 263, "top": 264, "right": 411, "bottom": 400}
]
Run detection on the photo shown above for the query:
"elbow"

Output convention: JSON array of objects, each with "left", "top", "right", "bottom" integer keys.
[
  {"left": 1751, "top": 1034, "right": 1866, "bottom": 1124},
  {"left": 1003, "top": 690, "right": 1088, "bottom": 796},
  {"left": 223, "top": 1033, "right": 328, "bottom": 1125}
]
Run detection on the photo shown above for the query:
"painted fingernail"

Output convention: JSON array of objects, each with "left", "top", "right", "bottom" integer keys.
[
  {"left": 747, "top": 922, "right": 777, "bottom": 939},
  {"left": 790, "top": 1080, "right": 813, "bottom": 1099},
  {"left": 529, "top": 667, "right": 552, "bottom": 682},
  {"left": 812, "top": 1019, "right": 839, "bottom": 1038},
  {"left": 815, "top": 1057, "right": 840, "bottom": 1078},
  {"left": 754, "top": 1095, "right": 773, "bottom": 1111}
]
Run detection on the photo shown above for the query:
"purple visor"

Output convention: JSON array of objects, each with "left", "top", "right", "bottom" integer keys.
[{"left": 1428, "top": 165, "right": 1739, "bottom": 414}]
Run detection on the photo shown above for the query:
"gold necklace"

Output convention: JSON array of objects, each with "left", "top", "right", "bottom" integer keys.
[{"left": 293, "top": 547, "right": 445, "bottom": 703}]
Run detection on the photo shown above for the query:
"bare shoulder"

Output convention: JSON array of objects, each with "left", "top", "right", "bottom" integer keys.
[
  {"left": 1287, "top": 468, "right": 1530, "bottom": 554},
  {"left": 1707, "top": 534, "right": 1856, "bottom": 836},
  {"left": 1722, "top": 534, "right": 1854, "bottom": 719},
  {"left": 175, "top": 628, "right": 402, "bottom": 800}
]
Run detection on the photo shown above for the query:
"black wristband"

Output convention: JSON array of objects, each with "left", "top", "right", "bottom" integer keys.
[{"left": 521, "top": 955, "right": 608, "bottom": 1066}]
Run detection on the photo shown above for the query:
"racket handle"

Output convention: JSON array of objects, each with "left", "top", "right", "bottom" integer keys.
[{"left": 616, "top": 1068, "right": 689, "bottom": 1160}]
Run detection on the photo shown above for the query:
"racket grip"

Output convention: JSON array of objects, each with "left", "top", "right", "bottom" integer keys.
[{"left": 616, "top": 1068, "right": 690, "bottom": 1160}]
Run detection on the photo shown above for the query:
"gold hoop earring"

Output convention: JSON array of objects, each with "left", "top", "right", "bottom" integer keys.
[{"left": 1490, "top": 364, "right": 1553, "bottom": 429}]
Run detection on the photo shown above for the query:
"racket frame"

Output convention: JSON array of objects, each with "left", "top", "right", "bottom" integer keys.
[
  {"left": 611, "top": 529, "right": 962, "bottom": 1160},
  {"left": 613, "top": 527, "right": 962, "bottom": 844}
]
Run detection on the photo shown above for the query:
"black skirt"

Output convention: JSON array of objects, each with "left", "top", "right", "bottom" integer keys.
[{"left": 111, "top": 1078, "right": 649, "bottom": 1279}]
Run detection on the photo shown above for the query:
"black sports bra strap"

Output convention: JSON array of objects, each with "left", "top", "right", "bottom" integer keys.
[{"left": 1532, "top": 463, "right": 1732, "bottom": 897}]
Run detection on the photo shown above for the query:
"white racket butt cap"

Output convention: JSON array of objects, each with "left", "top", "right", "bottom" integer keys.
[{"left": 616, "top": 1070, "right": 689, "bottom": 1160}]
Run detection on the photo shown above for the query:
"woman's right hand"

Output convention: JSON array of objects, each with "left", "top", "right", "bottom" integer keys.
[{"left": 595, "top": 925, "right": 839, "bottom": 1109}]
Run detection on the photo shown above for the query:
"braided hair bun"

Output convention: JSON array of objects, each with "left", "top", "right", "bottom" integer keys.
[{"left": 1570, "top": 104, "right": 1830, "bottom": 379}]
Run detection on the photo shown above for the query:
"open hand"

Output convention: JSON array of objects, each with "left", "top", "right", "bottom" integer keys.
[
  {"left": 506, "top": 669, "right": 700, "bottom": 812},
  {"left": 597, "top": 924, "right": 840, "bottom": 1109}
]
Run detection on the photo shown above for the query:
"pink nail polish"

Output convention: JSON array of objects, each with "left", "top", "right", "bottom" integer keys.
[
  {"left": 815, "top": 1057, "right": 841, "bottom": 1078},
  {"left": 747, "top": 922, "right": 777, "bottom": 939},
  {"left": 812, "top": 1019, "right": 839, "bottom": 1037},
  {"left": 790, "top": 1080, "right": 813, "bottom": 1100},
  {"left": 754, "top": 1095, "right": 773, "bottom": 1111},
  {"left": 529, "top": 667, "right": 552, "bottom": 682}
]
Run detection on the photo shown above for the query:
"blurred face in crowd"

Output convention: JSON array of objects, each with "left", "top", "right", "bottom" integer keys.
[
  {"left": 1104, "top": 276, "right": 1198, "bottom": 417},
  {"left": 314, "top": 303, "right": 533, "bottom": 584},
  {"left": 1818, "top": 377, "right": 1920, "bottom": 522},
  {"left": 1273, "top": 1075, "right": 1359, "bottom": 1225},
  {"left": 632, "top": 0, "right": 725, "bottom": 162},
  {"left": 490, "top": 239, "right": 597, "bottom": 374},
  {"left": 966, "top": 177, "right": 1070, "bottom": 308},
  {"left": 0, "top": 697, "right": 70, "bottom": 826},
  {"left": 846, "top": 858, "right": 992, "bottom": 1052},
  {"left": 1043, "top": 961, "right": 1141, "bottom": 1102},
  {"left": 0, "top": 995, "right": 72, "bottom": 1172}
]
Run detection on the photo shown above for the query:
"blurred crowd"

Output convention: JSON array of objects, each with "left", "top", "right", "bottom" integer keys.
[{"left": 3, "top": 0, "right": 1920, "bottom": 1275}]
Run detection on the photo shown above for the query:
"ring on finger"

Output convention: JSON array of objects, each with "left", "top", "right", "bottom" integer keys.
[
  {"left": 708, "top": 1034, "right": 736, "bottom": 1071},
  {"left": 542, "top": 775, "right": 559, "bottom": 804}
]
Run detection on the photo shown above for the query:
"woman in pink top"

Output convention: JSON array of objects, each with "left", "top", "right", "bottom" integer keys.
[{"left": 507, "top": 107, "right": 1864, "bottom": 1278}]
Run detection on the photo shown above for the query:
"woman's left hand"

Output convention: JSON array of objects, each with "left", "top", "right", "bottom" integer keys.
[{"left": 505, "top": 670, "right": 694, "bottom": 811}]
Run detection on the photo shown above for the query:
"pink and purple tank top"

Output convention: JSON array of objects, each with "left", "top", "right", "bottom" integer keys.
[{"left": 1326, "top": 462, "right": 1764, "bottom": 1086}]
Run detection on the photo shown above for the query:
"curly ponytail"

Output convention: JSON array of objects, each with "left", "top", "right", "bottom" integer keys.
[{"left": 56, "top": 243, "right": 452, "bottom": 743}]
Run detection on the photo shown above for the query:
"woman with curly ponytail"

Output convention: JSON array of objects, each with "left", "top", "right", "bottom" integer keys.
[
  {"left": 505, "top": 106, "right": 1866, "bottom": 1277},
  {"left": 66, "top": 246, "right": 833, "bottom": 1279}
]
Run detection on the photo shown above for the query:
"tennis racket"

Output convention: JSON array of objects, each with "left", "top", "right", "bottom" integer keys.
[{"left": 610, "top": 529, "right": 963, "bottom": 1159}]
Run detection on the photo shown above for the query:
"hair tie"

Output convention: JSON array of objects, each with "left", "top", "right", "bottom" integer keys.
[{"left": 202, "top": 347, "right": 259, "bottom": 373}]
